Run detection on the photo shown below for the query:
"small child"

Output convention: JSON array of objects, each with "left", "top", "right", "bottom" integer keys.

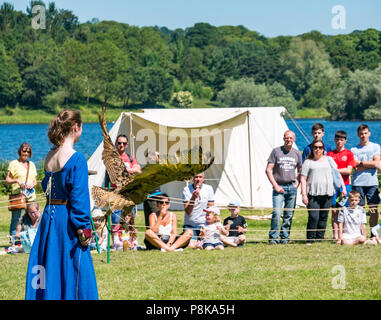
[
  {"left": 199, "top": 207, "right": 228, "bottom": 250},
  {"left": 337, "top": 190, "right": 367, "bottom": 245},
  {"left": 90, "top": 208, "right": 108, "bottom": 252},
  {"left": 112, "top": 224, "right": 140, "bottom": 251},
  {"left": 222, "top": 200, "right": 247, "bottom": 247},
  {"left": 111, "top": 224, "right": 124, "bottom": 251}
]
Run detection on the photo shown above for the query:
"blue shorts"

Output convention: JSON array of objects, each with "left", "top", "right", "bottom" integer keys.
[
  {"left": 352, "top": 186, "right": 380, "bottom": 206},
  {"left": 112, "top": 208, "right": 136, "bottom": 225},
  {"left": 202, "top": 242, "right": 223, "bottom": 249},
  {"left": 182, "top": 225, "right": 202, "bottom": 241},
  {"left": 332, "top": 184, "right": 352, "bottom": 206}
]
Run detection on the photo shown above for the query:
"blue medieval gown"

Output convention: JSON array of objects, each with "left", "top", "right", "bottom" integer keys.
[{"left": 25, "top": 152, "right": 98, "bottom": 300}]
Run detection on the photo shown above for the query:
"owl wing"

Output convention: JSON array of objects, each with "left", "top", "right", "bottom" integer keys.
[
  {"left": 98, "top": 101, "right": 133, "bottom": 190},
  {"left": 120, "top": 146, "right": 214, "bottom": 204}
]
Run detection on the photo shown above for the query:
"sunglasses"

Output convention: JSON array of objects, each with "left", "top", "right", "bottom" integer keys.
[
  {"left": 313, "top": 146, "right": 324, "bottom": 150},
  {"left": 117, "top": 142, "right": 128, "bottom": 146},
  {"left": 158, "top": 201, "right": 170, "bottom": 205},
  {"left": 22, "top": 149, "right": 31, "bottom": 154}
]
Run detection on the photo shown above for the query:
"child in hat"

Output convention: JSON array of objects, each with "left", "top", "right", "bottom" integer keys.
[
  {"left": 199, "top": 206, "right": 228, "bottom": 250},
  {"left": 222, "top": 200, "right": 247, "bottom": 247}
]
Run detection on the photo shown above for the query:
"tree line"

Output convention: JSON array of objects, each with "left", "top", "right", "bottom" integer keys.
[{"left": 0, "top": 1, "right": 381, "bottom": 119}]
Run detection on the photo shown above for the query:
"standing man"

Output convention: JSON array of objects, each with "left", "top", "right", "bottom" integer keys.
[
  {"left": 266, "top": 130, "right": 302, "bottom": 244},
  {"left": 106, "top": 134, "right": 142, "bottom": 227},
  {"left": 351, "top": 124, "right": 381, "bottom": 231},
  {"left": 327, "top": 130, "right": 356, "bottom": 241},
  {"left": 113, "top": 134, "right": 142, "bottom": 179},
  {"left": 182, "top": 172, "right": 215, "bottom": 248},
  {"left": 302, "top": 123, "right": 332, "bottom": 162}
]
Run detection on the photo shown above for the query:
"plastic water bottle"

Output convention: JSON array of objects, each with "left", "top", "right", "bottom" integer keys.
[{"left": 337, "top": 196, "right": 348, "bottom": 207}]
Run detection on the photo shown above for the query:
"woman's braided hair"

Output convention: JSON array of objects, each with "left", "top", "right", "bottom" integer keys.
[{"left": 48, "top": 109, "right": 82, "bottom": 147}]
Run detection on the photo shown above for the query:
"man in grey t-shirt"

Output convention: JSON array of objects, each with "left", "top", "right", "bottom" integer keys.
[{"left": 265, "top": 130, "right": 302, "bottom": 244}]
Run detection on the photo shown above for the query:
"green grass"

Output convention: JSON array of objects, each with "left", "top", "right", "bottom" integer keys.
[
  {"left": 2, "top": 101, "right": 330, "bottom": 124},
  {"left": 0, "top": 99, "right": 223, "bottom": 124},
  {"left": 295, "top": 107, "right": 331, "bottom": 119},
  {"left": 0, "top": 105, "right": 130, "bottom": 124},
  {"left": 1, "top": 196, "right": 381, "bottom": 300}
]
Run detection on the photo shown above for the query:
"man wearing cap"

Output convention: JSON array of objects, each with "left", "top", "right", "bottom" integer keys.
[
  {"left": 265, "top": 130, "right": 302, "bottom": 244},
  {"left": 182, "top": 172, "right": 215, "bottom": 248}
]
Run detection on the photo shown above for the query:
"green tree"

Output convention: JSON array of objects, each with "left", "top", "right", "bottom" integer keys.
[
  {"left": 217, "top": 78, "right": 297, "bottom": 115},
  {"left": 61, "top": 38, "right": 87, "bottom": 103},
  {"left": 84, "top": 39, "right": 125, "bottom": 104},
  {"left": 281, "top": 38, "right": 339, "bottom": 108},
  {"left": 185, "top": 23, "right": 218, "bottom": 49},
  {"left": 15, "top": 40, "right": 62, "bottom": 107},
  {"left": 0, "top": 43, "right": 22, "bottom": 107},
  {"left": 178, "top": 46, "right": 206, "bottom": 83},
  {"left": 327, "top": 65, "right": 381, "bottom": 120}
]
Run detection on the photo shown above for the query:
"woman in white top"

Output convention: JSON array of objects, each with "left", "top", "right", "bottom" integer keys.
[
  {"left": 301, "top": 140, "right": 346, "bottom": 244},
  {"left": 144, "top": 193, "right": 193, "bottom": 251}
]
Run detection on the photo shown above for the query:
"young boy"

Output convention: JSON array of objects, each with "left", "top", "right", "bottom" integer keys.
[
  {"left": 302, "top": 123, "right": 332, "bottom": 162},
  {"left": 337, "top": 190, "right": 367, "bottom": 245},
  {"left": 221, "top": 200, "right": 248, "bottom": 247},
  {"left": 327, "top": 130, "right": 356, "bottom": 240},
  {"left": 350, "top": 124, "right": 381, "bottom": 231}
]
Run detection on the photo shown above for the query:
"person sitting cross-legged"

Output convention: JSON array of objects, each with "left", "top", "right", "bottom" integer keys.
[
  {"left": 221, "top": 200, "right": 247, "bottom": 248},
  {"left": 144, "top": 193, "right": 193, "bottom": 252}
]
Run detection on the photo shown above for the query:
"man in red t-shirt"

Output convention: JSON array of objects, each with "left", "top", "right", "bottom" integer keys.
[
  {"left": 327, "top": 130, "right": 356, "bottom": 240},
  {"left": 108, "top": 134, "right": 142, "bottom": 189},
  {"left": 106, "top": 134, "right": 142, "bottom": 229}
]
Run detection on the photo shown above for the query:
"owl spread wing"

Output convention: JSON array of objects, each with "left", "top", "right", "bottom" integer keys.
[
  {"left": 120, "top": 146, "right": 214, "bottom": 204},
  {"left": 98, "top": 101, "right": 133, "bottom": 191}
]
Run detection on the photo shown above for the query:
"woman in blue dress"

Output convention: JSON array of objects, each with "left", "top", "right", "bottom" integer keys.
[{"left": 25, "top": 109, "right": 98, "bottom": 300}]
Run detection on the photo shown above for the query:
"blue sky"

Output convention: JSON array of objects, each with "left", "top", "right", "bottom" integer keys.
[{"left": 7, "top": 0, "right": 381, "bottom": 37}]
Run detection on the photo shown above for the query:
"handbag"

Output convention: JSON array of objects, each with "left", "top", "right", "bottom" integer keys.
[
  {"left": 328, "top": 156, "right": 342, "bottom": 191},
  {"left": 8, "top": 162, "right": 30, "bottom": 211}
]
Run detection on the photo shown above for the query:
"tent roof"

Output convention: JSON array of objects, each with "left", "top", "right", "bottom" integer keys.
[{"left": 120, "top": 107, "right": 286, "bottom": 128}]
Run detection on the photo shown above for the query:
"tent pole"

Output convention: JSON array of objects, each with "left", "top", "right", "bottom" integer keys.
[
  {"left": 129, "top": 113, "right": 138, "bottom": 224},
  {"left": 247, "top": 111, "right": 253, "bottom": 208},
  {"left": 129, "top": 113, "right": 135, "bottom": 157}
]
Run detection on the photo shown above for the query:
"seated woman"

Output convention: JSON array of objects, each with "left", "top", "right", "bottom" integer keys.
[
  {"left": 145, "top": 193, "right": 192, "bottom": 252},
  {"left": 14, "top": 201, "right": 41, "bottom": 244}
]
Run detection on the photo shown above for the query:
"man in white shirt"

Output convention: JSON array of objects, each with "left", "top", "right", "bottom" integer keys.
[
  {"left": 351, "top": 124, "right": 381, "bottom": 230},
  {"left": 182, "top": 172, "right": 215, "bottom": 248}
]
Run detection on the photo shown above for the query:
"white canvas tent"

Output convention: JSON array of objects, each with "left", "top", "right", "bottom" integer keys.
[{"left": 87, "top": 107, "right": 301, "bottom": 211}]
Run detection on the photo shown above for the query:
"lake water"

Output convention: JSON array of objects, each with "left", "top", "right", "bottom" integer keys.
[
  {"left": 1, "top": 119, "right": 381, "bottom": 164},
  {"left": 0, "top": 123, "right": 114, "bottom": 165}
]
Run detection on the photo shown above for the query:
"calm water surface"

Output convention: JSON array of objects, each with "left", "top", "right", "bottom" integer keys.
[
  {"left": 1, "top": 119, "right": 381, "bottom": 164},
  {"left": 0, "top": 123, "right": 113, "bottom": 165}
]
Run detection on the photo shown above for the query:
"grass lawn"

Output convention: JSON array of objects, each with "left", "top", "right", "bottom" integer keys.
[
  {"left": 0, "top": 197, "right": 380, "bottom": 300},
  {"left": 295, "top": 107, "right": 331, "bottom": 119},
  {"left": 0, "top": 99, "right": 224, "bottom": 124}
]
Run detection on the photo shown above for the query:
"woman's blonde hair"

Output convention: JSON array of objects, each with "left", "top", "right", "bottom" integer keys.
[{"left": 48, "top": 109, "right": 82, "bottom": 147}]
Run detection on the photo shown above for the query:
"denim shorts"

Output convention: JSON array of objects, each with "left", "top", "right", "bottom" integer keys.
[
  {"left": 182, "top": 225, "right": 202, "bottom": 241},
  {"left": 332, "top": 184, "right": 352, "bottom": 206},
  {"left": 352, "top": 185, "right": 380, "bottom": 206},
  {"left": 202, "top": 242, "right": 223, "bottom": 249}
]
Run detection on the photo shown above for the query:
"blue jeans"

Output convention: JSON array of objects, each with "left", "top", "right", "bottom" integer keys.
[
  {"left": 9, "top": 209, "right": 24, "bottom": 237},
  {"left": 111, "top": 208, "right": 136, "bottom": 226},
  {"left": 269, "top": 184, "right": 297, "bottom": 243}
]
